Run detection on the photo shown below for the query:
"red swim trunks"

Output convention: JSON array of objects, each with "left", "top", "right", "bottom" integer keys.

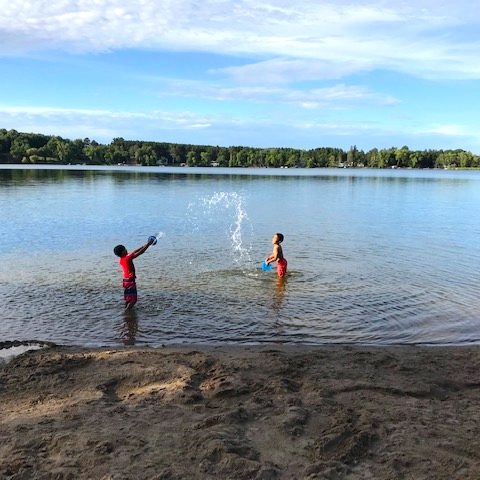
[
  {"left": 123, "top": 278, "right": 137, "bottom": 303},
  {"left": 277, "top": 258, "right": 287, "bottom": 278}
]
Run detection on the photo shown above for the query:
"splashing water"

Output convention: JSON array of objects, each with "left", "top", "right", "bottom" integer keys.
[
  {"left": 138, "top": 231, "right": 165, "bottom": 242},
  {"left": 197, "top": 192, "right": 253, "bottom": 266}
]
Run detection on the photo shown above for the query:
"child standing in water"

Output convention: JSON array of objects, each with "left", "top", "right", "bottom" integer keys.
[
  {"left": 265, "top": 233, "right": 287, "bottom": 278},
  {"left": 113, "top": 239, "right": 154, "bottom": 309}
]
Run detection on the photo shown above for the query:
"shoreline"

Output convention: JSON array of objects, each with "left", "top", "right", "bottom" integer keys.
[{"left": 2, "top": 344, "right": 480, "bottom": 479}]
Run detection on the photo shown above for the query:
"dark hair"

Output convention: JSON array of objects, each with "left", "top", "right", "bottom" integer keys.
[
  {"left": 276, "top": 233, "right": 284, "bottom": 243},
  {"left": 113, "top": 244, "right": 126, "bottom": 257}
]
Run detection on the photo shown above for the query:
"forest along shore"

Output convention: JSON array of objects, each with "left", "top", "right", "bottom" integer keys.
[
  {"left": 2, "top": 128, "right": 480, "bottom": 168},
  {"left": 1, "top": 345, "right": 480, "bottom": 479}
]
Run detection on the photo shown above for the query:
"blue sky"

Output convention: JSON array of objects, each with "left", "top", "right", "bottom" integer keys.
[{"left": 0, "top": 0, "right": 479, "bottom": 152}]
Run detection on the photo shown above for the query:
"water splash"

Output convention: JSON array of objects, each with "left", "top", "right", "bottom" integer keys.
[
  {"left": 198, "top": 192, "right": 253, "bottom": 266},
  {"left": 138, "top": 232, "right": 165, "bottom": 242}
]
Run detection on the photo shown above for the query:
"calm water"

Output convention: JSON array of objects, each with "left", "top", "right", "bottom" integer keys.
[{"left": 1, "top": 165, "right": 480, "bottom": 347}]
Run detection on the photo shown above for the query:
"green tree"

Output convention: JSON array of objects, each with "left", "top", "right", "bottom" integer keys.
[
  {"left": 346, "top": 146, "right": 358, "bottom": 167},
  {"left": 50, "top": 138, "right": 75, "bottom": 163},
  {"left": 10, "top": 138, "right": 29, "bottom": 163},
  {"left": 379, "top": 148, "right": 396, "bottom": 168},
  {"left": 235, "top": 149, "right": 248, "bottom": 167},
  {"left": 0, "top": 131, "right": 11, "bottom": 162},
  {"left": 216, "top": 150, "right": 228, "bottom": 167},
  {"left": 134, "top": 145, "right": 157, "bottom": 166},
  {"left": 186, "top": 150, "right": 198, "bottom": 166},
  {"left": 395, "top": 146, "right": 411, "bottom": 168},
  {"left": 286, "top": 150, "right": 299, "bottom": 167},
  {"left": 84, "top": 143, "right": 106, "bottom": 164},
  {"left": 105, "top": 144, "right": 129, "bottom": 165},
  {"left": 169, "top": 144, "right": 186, "bottom": 165},
  {"left": 200, "top": 149, "right": 213, "bottom": 167}
]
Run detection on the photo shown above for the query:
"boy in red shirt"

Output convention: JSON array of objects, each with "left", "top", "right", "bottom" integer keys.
[{"left": 114, "top": 239, "right": 154, "bottom": 309}]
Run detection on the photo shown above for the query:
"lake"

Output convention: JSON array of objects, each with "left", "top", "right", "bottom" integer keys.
[{"left": 1, "top": 165, "right": 480, "bottom": 347}]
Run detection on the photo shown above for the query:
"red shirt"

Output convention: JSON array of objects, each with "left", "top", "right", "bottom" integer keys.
[{"left": 119, "top": 253, "right": 136, "bottom": 280}]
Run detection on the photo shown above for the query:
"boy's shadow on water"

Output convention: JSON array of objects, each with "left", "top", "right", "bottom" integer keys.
[{"left": 120, "top": 309, "right": 138, "bottom": 345}]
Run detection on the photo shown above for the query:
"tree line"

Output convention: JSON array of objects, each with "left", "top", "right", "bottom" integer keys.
[{"left": 1, "top": 128, "right": 479, "bottom": 169}]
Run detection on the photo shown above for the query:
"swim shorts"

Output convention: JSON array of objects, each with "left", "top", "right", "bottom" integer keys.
[
  {"left": 123, "top": 278, "right": 137, "bottom": 303},
  {"left": 277, "top": 258, "right": 288, "bottom": 278}
]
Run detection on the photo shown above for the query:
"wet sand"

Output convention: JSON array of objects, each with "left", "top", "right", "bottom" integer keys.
[{"left": 1, "top": 344, "right": 480, "bottom": 479}]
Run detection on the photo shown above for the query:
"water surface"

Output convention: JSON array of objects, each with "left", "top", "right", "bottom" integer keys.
[{"left": 1, "top": 165, "right": 479, "bottom": 346}]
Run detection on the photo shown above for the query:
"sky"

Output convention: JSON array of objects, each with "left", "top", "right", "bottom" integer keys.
[{"left": 0, "top": 0, "right": 479, "bottom": 152}]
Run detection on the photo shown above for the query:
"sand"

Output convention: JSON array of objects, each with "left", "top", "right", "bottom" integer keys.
[{"left": 1, "top": 344, "right": 480, "bottom": 479}]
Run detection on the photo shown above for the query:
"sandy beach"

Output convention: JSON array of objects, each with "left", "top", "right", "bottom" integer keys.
[{"left": 1, "top": 344, "right": 480, "bottom": 479}]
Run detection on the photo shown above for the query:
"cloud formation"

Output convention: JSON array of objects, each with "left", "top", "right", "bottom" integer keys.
[
  {"left": 0, "top": 105, "right": 214, "bottom": 142},
  {"left": 1, "top": 1, "right": 479, "bottom": 152},
  {"left": 1, "top": 104, "right": 475, "bottom": 151},
  {"left": 1, "top": 0, "right": 479, "bottom": 80},
  {"left": 154, "top": 79, "right": 398, "bottom": 108}
]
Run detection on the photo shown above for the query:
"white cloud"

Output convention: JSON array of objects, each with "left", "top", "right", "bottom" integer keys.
[
  {"left": 0, "top": 105, "right": 216, "bottom": 142},
  {"left": 423, "top": 124, "right": 472, "bottom": 137},
  {"left": 154, "top": 78, "right": 398, "bottom": 108},
  {"left": 0, "top": 0, "right": 479, "bottom": 80},
  {"left": 210, "top": 58, "right": 374, "bottom": 84},
  {"left": 0, "top": 103, "right": 472, "bottom": 143},
  {"left": 1, "top": 103, "right": 479, "bottom": 152},
  {"left": 0, "top": 105, "right": 206, "bottom": 124}
]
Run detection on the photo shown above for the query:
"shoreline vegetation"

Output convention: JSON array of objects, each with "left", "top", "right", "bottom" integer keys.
[
  {"left": 2, "top": 128, "right": 480, "bottom": 169},
  {"left": 2, "top": 344, "right": 480, "bottom": 479}
]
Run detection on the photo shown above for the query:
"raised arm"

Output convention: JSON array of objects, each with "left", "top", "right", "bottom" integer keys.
[{"left": 130, "top": 240, "right": 153, "bottom": 259}]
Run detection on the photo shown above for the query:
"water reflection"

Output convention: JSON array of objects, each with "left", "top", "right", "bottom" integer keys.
[
  {"left": 2, "top": 164, "right": 480, "bottom": 184},
  {"left": 272, "top": 276, "right": 287, "bottom": 314},
  {"left": 119, "top": 309, "right": 138, "bottom": 346}
]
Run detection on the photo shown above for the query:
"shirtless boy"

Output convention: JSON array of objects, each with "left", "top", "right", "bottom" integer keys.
[{"left": 265, "top": 233, "right": 287, "bottom": 278}]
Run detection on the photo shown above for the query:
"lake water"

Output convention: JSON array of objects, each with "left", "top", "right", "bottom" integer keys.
[{"left": 1, "top": 165, "right": 480, "bottom": 347}]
